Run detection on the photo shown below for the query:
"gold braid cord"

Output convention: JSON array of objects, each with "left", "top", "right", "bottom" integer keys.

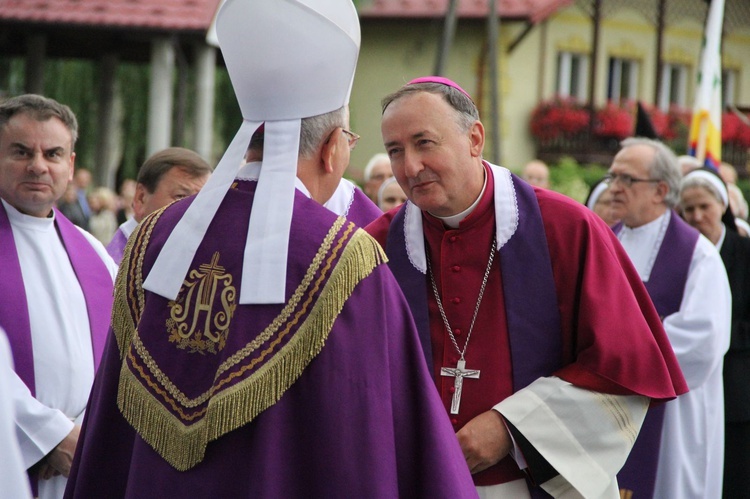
[{"left": 112, "top": 214, "right": 386, "bottom": 470}]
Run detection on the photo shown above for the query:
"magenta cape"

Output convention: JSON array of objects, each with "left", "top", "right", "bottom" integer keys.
[
  {"left": 366, "top": 167, "right": 687, "bottom": 491},
  {"left": 65, "top": 180, "right": 477, "bottom": 498}
]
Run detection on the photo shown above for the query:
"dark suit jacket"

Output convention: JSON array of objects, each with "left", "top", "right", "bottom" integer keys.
[{"left": 720, "top": 228, "right": 750, "bottom": 422}]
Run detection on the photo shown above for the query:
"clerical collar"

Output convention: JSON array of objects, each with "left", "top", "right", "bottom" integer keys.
[
  {"left": 1, "top": 199, "right": 55, "bottom": 231},
  {"left": 618, "top": 211, "right": 670, "bottom": 282},
  {"left": 429, "top": 168, "right": 487, "bottom": 229}
]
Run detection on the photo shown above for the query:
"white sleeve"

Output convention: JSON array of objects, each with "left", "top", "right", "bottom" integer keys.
[
  {"left": 0, "top": 331, "right": 33, "bottom": 498},
  {"left": 8, "top": 361, "right": 74, "bottom": 468},
  {"left": 495, "top": 376, "right": 649, "bottom": 499},
  {"left": 662, "top": 236, "right": 731, "bottom": 389}
]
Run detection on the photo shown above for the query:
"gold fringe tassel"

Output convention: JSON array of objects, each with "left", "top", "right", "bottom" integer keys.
[{"left": 118, "top": 226, "right": 387, "bottom": 470}]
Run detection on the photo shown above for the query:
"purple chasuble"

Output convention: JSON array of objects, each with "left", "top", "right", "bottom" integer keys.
[
  {"left": 106, "top": 226, "right": 129, "bottom": 265},
  {"left": 65, "top": 181, "right": 477, "bottom": 498},
  {"left": 614, "top": 211, "right": 698, "bottom": 499},
  {"left": 386, "top": 170, "right": 562, "bottom": 494},
  {"left": 346, "top": 186, "right": 383, "bottom": 227},
  {"left": 0, "top": 203, "right": 112, "bottom": 395}
]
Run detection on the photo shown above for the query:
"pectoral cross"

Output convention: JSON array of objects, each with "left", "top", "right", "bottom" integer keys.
[{"left": 440, "top": 359, "right": 480, "bottom": 414}]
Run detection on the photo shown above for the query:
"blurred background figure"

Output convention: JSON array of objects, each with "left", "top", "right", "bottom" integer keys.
[
  {"left": 719, "top": 161, "right": 739, "bottom": 185},
  {"left": 521, "top": 159, "right": 550, "bottom": 188},
  {"left": 115, "top": 178, "right": 137, "bottom": 225},
  {"left": 362, "top": 152, "right": 392, "bottom": 203},
  {"left": 87, "top": 187, "right": 118, "bottom": 245},
  {"left": 585, "top": 177, "right": 619, "bottom": 226},
  {"left": 679, "top": 168, "right": 750, "bottom": 499},
  {"left": 377, "top": 176, "right": 407, "bottom": 212},
  {"left": 56, "top": 182, "right": 89, "bottom": 230},
  {"left": 72, "top": 168, "right": 92, "bottom": 223},
  {"left": 728, "top": 183, "right": 750, "bottom": 236},
  {"left": 677, "top": 155, "right": 702, "bottom": 176}
]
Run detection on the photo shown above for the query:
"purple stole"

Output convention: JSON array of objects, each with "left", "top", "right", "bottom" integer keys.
[
  {"left": 614, "top": 212, "right": 698, "bottom": 498},
  {"left": 386, "top": 172, "right": 562, "bottom": 495},
  {"left": 0, "top": 203, "right": 113, "bottom": 395},
  {"left": 106, "top": 226, "right": 129, "bottom": 265}
]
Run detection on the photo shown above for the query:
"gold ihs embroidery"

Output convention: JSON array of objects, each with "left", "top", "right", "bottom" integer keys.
[{"left": 167, "top": 252, "right": 237, "bottom": 354}]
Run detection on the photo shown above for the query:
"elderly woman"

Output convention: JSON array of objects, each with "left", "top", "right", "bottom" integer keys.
[
  {"left": 679, "top": 168, "right": 750, "bottom": 498},
  {"left": 584, "top": 177, "right": 620, "bottom": 226}
]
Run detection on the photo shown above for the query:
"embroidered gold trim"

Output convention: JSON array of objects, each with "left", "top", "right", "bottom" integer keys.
[
  {"left": 117, "top": 218, "right": 387, "bottom": 470},
  {"left": 112, "top": 208, "right": 164, "bottom": 356}
]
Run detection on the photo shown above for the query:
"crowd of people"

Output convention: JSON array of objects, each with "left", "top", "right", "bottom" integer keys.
[{"left": 0, "top": 0, "right": 747, "bottom": 498}]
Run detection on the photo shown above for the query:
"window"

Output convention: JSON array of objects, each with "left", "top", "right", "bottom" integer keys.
[
  {"left": 658, "top": 63, "right": 688, "bottom": 111},
  {"left": 607, "top": 57, "right": 639, "bottom": 102},
  {"left": 556, "top": 52, "right": 588, "bottom": 101}
]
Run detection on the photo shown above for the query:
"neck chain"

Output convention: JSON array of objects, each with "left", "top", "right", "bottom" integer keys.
[{"left": 426, "top": 235, "right": 496, "bottom": 363}]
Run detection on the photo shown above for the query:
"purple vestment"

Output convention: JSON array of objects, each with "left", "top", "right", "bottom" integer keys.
[
  {"left": 614, "top": 212, "right": 699, "bottom": 498},
  {"left": 106, "top": 226, "right": 128, "bottom": 265},
  {"left": 0, "top": 203, "right": 112, "bottom": 393},
  {"left": 346, "top": 184, "right": 383, "bottom": 227},
  {"left": 65, "top": 180, "right": 477, "bottom": 498}
]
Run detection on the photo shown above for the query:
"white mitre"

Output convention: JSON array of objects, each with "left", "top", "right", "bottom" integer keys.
[{"left": 143, "top": 0, "right": 361, "bottom": 304}]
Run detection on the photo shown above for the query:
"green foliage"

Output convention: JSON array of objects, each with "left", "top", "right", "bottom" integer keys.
[
  {"left": 43, "top": 59, "right": 97, "bottom": 170},
  {"left": 548, "top": 156, "right": 609, "bottom": 203},
  {"left": 118, "top": 64, "right": 150, "bottom": 181}
]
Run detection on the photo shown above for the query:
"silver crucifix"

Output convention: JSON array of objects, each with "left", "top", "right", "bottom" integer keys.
[{"left": 440, "top": 359, "right": 481, "bottom": 414}]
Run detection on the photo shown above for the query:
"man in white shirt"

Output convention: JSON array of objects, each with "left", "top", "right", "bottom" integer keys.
[
  {"left": 608, "top": 137, "right": 731, "bottom": 499},
  {"left": 0, "top": 94, "right": 117, "bottom": 499}
]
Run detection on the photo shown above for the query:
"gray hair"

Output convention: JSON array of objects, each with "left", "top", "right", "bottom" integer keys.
[
  {"left": 299, "top": 106, "right": 347, "bottom": 159},
  {"left": 381, "top": 82, "right": 479, "bottom": 132},
  {"left": 620, "top": 137, "right": 681, "bottom": 208},
  {"left": 364, "top": 152, "right": 389, "bottom": 181},
  {"left": 0, "top": 94, "right": 78, "bottom": 148}
]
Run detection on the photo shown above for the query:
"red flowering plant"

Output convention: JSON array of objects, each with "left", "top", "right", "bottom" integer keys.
[
  {"left": 593, "top": 100, "right": 634, "bottom": 140},
  {"left": 645, "top": 105, "right": 671, "bottom": 139},
  {"left": 723, "top": 112, "right": 750, "bottom": 148},
  {"left": 529, "top": 97, "right": 590, "bottom": 141}
]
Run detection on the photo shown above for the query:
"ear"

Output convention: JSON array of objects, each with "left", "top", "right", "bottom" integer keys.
[
  {"left": 132, "top": 183, "right": 148, "bottom": 221},
  {"left": 320, "top": 128, "right": 340, "bottom": 175},
  {"left": 468, "top": 121, "right": 485, "bottom": 158},
  {"left": 654, "top": 181, "right": 669, "bottom": 204},
  {"left": 68, "top": 153, "right": 77, "bottom": 182}
]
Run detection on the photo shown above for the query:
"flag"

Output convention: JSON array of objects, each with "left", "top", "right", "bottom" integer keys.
[{"left": 688, "top": 0, "right": 725, "bottom": 171}]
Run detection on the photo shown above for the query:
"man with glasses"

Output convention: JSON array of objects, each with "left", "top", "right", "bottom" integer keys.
[
  {"left": 608, "top": 137, "right": 730, "bottom": 499},
  {"left": 244, "top": 123, "right": 381, "bottom": 228},
  {"left": 320, "top": 128, "right": 384, "bottom": 227}
]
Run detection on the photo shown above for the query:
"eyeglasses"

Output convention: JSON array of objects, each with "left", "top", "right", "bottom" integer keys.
[
  {"left": 604, "top": 173, "right": 662, "bottom": 188},
  {"left": 341, "top": 129, "right": 360, "bottom": 150}
]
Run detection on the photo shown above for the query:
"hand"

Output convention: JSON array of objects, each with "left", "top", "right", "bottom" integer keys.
[
  {"left": 37, "top": 462, "right": 61, "bottom": 480},
  {"left": 456, "top": 410, "right": 512, "bottom": 474},
  {"left": 46, "top": 425, "right": 81, "bottom": 478}
]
